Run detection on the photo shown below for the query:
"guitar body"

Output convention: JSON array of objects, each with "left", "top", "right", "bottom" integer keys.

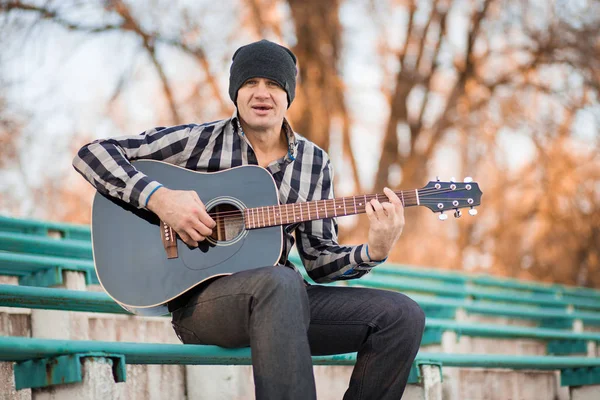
[{"left": 92, "top": 160, "right": 283, "bottom": 315}]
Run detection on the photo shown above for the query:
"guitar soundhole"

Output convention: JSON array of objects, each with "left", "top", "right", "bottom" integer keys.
[{"left": 207, "top": 203, "right": 245, "bottom": 244}]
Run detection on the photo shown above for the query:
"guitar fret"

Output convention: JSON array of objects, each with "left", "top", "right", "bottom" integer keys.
[{"left": 247, "top": 189, "right": 432, "bottom": 228}]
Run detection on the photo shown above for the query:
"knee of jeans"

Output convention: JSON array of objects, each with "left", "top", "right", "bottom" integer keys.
[
  {"left": 254, "top": 267, "right": 310, "bottom": 322},
  {"left": 255, "top": 266, "right": 305, "bottom": 292},
  {"left": 378, "top": 293, "right": 426, "bottom": 333}
]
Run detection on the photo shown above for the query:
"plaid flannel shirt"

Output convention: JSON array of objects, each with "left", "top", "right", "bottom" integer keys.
[{"left": 73, "top": 112, "right": 382, "bottom": 283}]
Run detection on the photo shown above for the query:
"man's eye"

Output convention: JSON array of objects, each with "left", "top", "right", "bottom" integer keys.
[{"left": 246, "top": 80, "right": 257, "bottom": 85}]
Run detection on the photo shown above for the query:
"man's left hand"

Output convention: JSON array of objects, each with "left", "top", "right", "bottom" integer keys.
[{"left": 365, "top": 187, "right": 405, "bottom": 261}]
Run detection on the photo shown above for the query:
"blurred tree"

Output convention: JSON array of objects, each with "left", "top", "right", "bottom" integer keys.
[
  {"left": 0, "top": 91, "right": 25, "bottom": 215},
  {"left": 0, "top": 96, "right": 20, "bottom": 169},
  {"left": 287, "top": 0, "right": 362, "bottom": 192},
  {"left": 363, "top": 0, "right": 600, "bottom": 287}
]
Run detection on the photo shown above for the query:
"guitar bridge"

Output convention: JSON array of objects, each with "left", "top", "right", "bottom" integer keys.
[{"left": 160, "top": 221, "right": 178, "bottom": 259}]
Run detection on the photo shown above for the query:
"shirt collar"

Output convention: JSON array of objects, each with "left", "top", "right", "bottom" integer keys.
[{"left": 231, "top": 109, "right": 298, "bottom": 162}]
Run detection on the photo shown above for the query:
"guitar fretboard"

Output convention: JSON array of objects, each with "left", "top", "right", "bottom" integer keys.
[{"left": 243, "top": 190, "right": 420, "bottom": 229}]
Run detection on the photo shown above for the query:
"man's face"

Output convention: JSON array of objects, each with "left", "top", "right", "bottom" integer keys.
[{"left": 237, "top": 77, "right": 288, "bottom": 132}]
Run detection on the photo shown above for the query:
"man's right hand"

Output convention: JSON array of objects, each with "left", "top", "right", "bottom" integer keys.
[{"left": 147, "top": 187, "right": 216, "bottom": 247}]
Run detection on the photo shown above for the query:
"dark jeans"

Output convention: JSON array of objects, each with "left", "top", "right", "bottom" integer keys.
[{"left": 171, "top": 266, "right": 425, "bottom": 400}]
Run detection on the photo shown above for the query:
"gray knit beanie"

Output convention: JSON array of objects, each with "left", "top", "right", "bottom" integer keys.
[{"left": 228, "top": 40, "right": 297, "bottom": 107}]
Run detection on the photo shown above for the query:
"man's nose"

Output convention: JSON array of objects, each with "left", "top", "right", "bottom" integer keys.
[{"left": 254, "top": 81, "right": 270, "bottom": 98}]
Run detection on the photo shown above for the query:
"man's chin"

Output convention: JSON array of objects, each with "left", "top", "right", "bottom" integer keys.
[{"left": 245, "top": 118, "right": 278, "bottom": 131}]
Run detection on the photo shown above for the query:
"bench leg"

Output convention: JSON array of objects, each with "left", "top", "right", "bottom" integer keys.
[
  {"left": 32, "top": 358, "right": 118, "bottom": 400},
  {"left": 403, "top": 364, "right": 442, "bottom": 400},
  {"left": 570, "top": 385, "right": 600, "bottom": 400},
  {"left": 31, "top": 271, "right": 88, "bottom": 340}
]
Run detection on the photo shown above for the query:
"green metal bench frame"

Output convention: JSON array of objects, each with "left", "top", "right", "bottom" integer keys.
[
  {"left": 0, "top": 336, "right": 599, "bottom": 390},
  {"left": 0, "top": 252, "right": 98, "bottom": 286},
  {"left": 0, "top": 215, "right": 90, "bottom": 241},
  {"left": 1, "top": 284, "right": 599, "bottom": 356}
]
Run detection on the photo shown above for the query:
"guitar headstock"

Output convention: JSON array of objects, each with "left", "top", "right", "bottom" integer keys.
[{"left": 419, "top": 177, "right": 482, "bottom": 220}]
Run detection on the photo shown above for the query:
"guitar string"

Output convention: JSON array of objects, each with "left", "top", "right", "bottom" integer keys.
[
  {"left": 207, "top": 198, "right": 478, "bottom": 222},
  {"left": 204, "top": 186, "right": 474, "bottom": 218},
  {"left": 208, "top": 197, "right": 477, "bottom": 221},
  {"left": 208, "top": 199, "right": 478, "bottom": 227},
  {"left": 205, "top": 187, "right": 477, "bottom": 219}
]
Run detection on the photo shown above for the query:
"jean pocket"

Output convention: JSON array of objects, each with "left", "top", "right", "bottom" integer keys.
[{"left": 171, "top": 321, "right": 202, "bottom": 344}]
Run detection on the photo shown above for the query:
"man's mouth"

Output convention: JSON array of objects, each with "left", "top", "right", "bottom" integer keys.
[{"left": 252, "top": 105, "right": 273, "bottom": 111}]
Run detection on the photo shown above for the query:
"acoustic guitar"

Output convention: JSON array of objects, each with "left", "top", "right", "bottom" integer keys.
[{"left": 91, "top": 160, "right": 482, "bottom": 315}]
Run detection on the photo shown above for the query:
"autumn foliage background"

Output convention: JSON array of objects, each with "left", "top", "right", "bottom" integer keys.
[{"left": 0, "top": 0, "right": 598, "bottom": 287}]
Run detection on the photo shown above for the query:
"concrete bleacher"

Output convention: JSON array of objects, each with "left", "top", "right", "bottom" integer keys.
[{"left": 1, "top": 215, "right": 600, "bottom": 399}]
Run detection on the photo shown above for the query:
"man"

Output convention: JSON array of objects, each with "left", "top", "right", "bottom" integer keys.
[{"left": 73, "top": 39, "right": 425, "bottom": 399}]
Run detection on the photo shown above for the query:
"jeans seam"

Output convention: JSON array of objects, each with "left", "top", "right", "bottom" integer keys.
[
  {"left": 310, "top": 319, "right": 382, "bottom": 330},
  {"left": 356, "top": 337, "right": 372, "bottom": 400},
  {"left": 171, "top": 321, "right": 202, "bottom": 343}
]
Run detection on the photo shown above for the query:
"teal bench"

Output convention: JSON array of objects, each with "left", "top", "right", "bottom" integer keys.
[
  {"left": 2, "top": 215, "right": 599, "bottom": 309},
  {"left": 345, "top": 274, "right": 600, "bottom": 313},
  {"left": 0, "top": 252, "right": 98, "bottom": 286},
  {"left": 424, "top": 317, "right": 600, "bottom": 355},
  {"left": 3, "top": 214, "right": 599, "bottom": 304},
  {"left": 0, "top": 215, "right": 91, "bottom": 241},
  {"left": 372, "top": 263, "right": 600, "bottom": 302},
  {"left": 412, "top": 293, "right": 600, "bottom": 329},
  {"left": 289, "top": 252, "right": 600, "bottom": 303},
  {"left": 0, "top": 335, "right": 598, "bottom": 390},
  {"left": 1, "top": 284, "right": 599, "bottom": 356},
  {"left": 0, "top": 232, "right": 92, "bottom": 260}
]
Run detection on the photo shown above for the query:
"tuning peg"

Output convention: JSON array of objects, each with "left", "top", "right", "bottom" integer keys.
[
  {"left": 468, "top": 207, "right": 478, "bottom": 216},
  {"left": 450, "top": 177, "right": 456, "bottom": 182},
  {"left": 464, "top": 177, "right": 473, "bottom": 183},
  {"left": 454, "top": 209, "right": 462, "bottom": 218},
  {"left": 439, "top": 212, "right": 448, "bottom": 221},
  {"left": 436, "top": 176, "right": 440, "bottom": 182}
]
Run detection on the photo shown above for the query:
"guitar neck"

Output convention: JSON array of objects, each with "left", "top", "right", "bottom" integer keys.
[{"left": 244, "top": 190, "right": 421, "bottom": 229}]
